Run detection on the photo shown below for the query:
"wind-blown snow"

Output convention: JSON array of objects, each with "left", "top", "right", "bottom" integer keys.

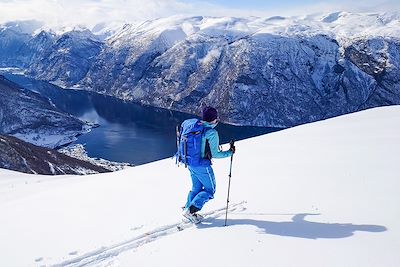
[
  {"left": 0, "top": 106, "right": 399, "bottom": 266},
  {"left": 200, "top": 48, "right": 222, "bottom": 65}
]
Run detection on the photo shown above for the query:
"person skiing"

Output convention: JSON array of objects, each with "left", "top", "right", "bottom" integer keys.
[{"left": 179, "top": 106, "right": 236, "bottom": 223}]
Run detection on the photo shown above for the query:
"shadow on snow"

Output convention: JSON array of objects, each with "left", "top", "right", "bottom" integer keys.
[{"left": 198, "top": 213, "right": 387, "bottom": 239}]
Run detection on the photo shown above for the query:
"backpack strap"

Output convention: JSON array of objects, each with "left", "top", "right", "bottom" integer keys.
[
  {"left": 204, "top": 139, "right": 212, "bottom": 160},
  {"left": 175, "top": 125, "right": 181, "bottom": 166}
]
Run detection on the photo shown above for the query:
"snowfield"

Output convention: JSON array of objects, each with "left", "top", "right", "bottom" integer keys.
[{"left": 0, "top": 106, "right": 399, "bottom": 267}]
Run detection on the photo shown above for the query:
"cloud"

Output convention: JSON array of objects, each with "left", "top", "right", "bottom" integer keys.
[
  {"left": 0, "top": 0, "right": 398, "bottom": 28},
  {"left": 0, "top": 0, "right": 194, "bottom": 27},
  {"left": 282, "top": 0, "right": 400, "bottom": 15}
]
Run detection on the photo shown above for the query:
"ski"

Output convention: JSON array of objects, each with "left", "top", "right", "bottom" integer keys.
[
  {"left": 177, "top": 201, "right": 246, "bottom": 231},
  {"left": 54, "top": 202, "right": 246, "bottom": 267}
]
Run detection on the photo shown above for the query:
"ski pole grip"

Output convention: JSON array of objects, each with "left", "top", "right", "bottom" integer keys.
[{"left": 229, "top": 139, "right": 235, "bottom": 154}]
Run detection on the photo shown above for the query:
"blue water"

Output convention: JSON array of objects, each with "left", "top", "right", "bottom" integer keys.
[{"left": 4, "top": 73, "right": 281, "bottom": 165}]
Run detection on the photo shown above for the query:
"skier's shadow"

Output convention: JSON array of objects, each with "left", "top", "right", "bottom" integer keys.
[{"left": 198, "top": 213, "right": 387, "bottom": 239}]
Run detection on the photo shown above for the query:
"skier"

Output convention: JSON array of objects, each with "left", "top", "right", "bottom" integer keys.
[{"left": 179, "top": 106, "right": 236, "bottom": 223}]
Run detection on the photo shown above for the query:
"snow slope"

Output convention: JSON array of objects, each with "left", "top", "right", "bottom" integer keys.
[{"left": 0, "top": 106, "right": 399, "bottom": 267}]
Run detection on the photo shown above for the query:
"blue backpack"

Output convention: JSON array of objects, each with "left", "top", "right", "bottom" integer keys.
[{"left": 176, "top": 118, "right": 211, "bottom": 167}]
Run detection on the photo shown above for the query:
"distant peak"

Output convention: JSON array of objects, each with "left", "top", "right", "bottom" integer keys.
[
  {"left": 1, "top": 19, "right": 44, "bottom": 34},
  {"left": 265, "top": 16, "right": 286, "bottom": 22},
  {"left": 321, "top": 11, "right": 347, "bottom": 23}
]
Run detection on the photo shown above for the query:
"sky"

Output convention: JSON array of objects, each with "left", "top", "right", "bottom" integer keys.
[{"left": 0, "top": 0, "right": 399, "bottom": 28}]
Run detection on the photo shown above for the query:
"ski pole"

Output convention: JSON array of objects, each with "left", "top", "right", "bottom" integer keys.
[{"left": 224, "top": 140, "right": 235, "bottom": 226}]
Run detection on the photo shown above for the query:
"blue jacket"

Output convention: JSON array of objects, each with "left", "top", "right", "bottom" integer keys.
[{"left": 201, "top": 121, "right": 232, "bottom": 160}]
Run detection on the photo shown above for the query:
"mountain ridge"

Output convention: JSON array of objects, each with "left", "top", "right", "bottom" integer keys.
[
  {"left": 0, "top": 75, "right": 90, "bottom": 148},
  {"left": 1, "top": 12, "right": 399, "bottom": 127},
  {"left": 0, "top": 134, "right": 110, "bottom": 175}
]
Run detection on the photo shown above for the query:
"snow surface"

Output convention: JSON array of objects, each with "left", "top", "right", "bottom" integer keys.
[
  {"left": 58, "top": 144, "right": 131, "bottom": 171},
  {"left": 2, "top": 12, "right": 399, "bottom": 45},
  {"left": 106, "top": 12, "right": 400, "bottom": 44},
  {"left": 12, "top": 131, "right": 83, "bottom": 149},
  {"left": 0, "top": 106, "right": 399, "bottom": 267}
]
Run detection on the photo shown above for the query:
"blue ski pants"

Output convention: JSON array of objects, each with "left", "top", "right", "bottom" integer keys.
[{"left": 185, "top": 165, "right": 216, "bottom": 211}]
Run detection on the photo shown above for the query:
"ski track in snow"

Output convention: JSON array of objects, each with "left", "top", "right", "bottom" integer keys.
[{"left": 51, "top": 202, "right": 246, "bottom": 267}]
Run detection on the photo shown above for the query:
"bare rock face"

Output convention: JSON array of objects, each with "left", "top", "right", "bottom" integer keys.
[
  {"left": 0, "top": 135, "right": 110, "bottom": 175},
  {"left": 344, "top": 38, "right": 400, "bottom": 110}
]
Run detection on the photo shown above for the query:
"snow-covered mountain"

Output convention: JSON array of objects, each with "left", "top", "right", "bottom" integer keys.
[
  {"left": 26, "top": 29, "right": 103, "bottom": 88},
  {"left": 1, "top": 12, "right": 400, "bottom": 127},
  {"left": 0, "top": 106, "right": 399, "bottom": 266},
  {"left": 82, "top": 13, "right": 400, "bottom": 127},
  {"left": 0, "top": 75, "right": 90, "bottom": 148},
  {"left": 0, "top": 134, "right": 110, "bottom": 175}
]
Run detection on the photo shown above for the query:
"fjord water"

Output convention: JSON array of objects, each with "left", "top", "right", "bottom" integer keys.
[{"left": 4, "top": 74, "right": 280, "bottom": 165}]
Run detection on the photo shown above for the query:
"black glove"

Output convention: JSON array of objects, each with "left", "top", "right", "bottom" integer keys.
[{"left": 229, "top": 141, "right": 236, "bottom": 154}]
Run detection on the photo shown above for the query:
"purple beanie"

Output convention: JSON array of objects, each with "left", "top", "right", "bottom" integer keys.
[{"left": 202, "top": 106, "right": 218, "bottom": 122}]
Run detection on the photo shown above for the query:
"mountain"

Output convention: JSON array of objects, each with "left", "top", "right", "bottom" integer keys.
[
  {"left": 26, "top": 29, "right": 103, "bottom": 87},
  {"left": 0, "top": 75, "right": 90, "bottom": 148},
  {"left": 1, "top": 13, "right": 400, "bottom": 127},
  {"left": 91, "top": 21, "right": 126, "bottom": 41},
  {"left": 18, "top": 30, "right": 56, "bottom": 67},
  {"left": 82, "top": 13, "right": 400, "bottom": 127},
  {"left": 0, "top": 106, "right": 399, "bottom": 266},
  {"left": 1, "top": 20, "right": 43, "bottom": 35},
  {"left": 0, "top": 25, "right": 30, "bottom": 67},
  {"left": 0, "top": 134, "right": 110, "bottom": 175},
  {"left": 0, "top": 20, "right": 46, "bottom": 67}
]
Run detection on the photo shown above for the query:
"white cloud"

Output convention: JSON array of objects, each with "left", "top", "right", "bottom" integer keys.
[
  {"left": 280, "top": 0, "right": 400, "bottom": 16},
  {"left": 0, "top": 0, "right": 194, "bottom": 28},
  {"left": 0, "top": 0, "right": 398, "bottom": 28}
]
